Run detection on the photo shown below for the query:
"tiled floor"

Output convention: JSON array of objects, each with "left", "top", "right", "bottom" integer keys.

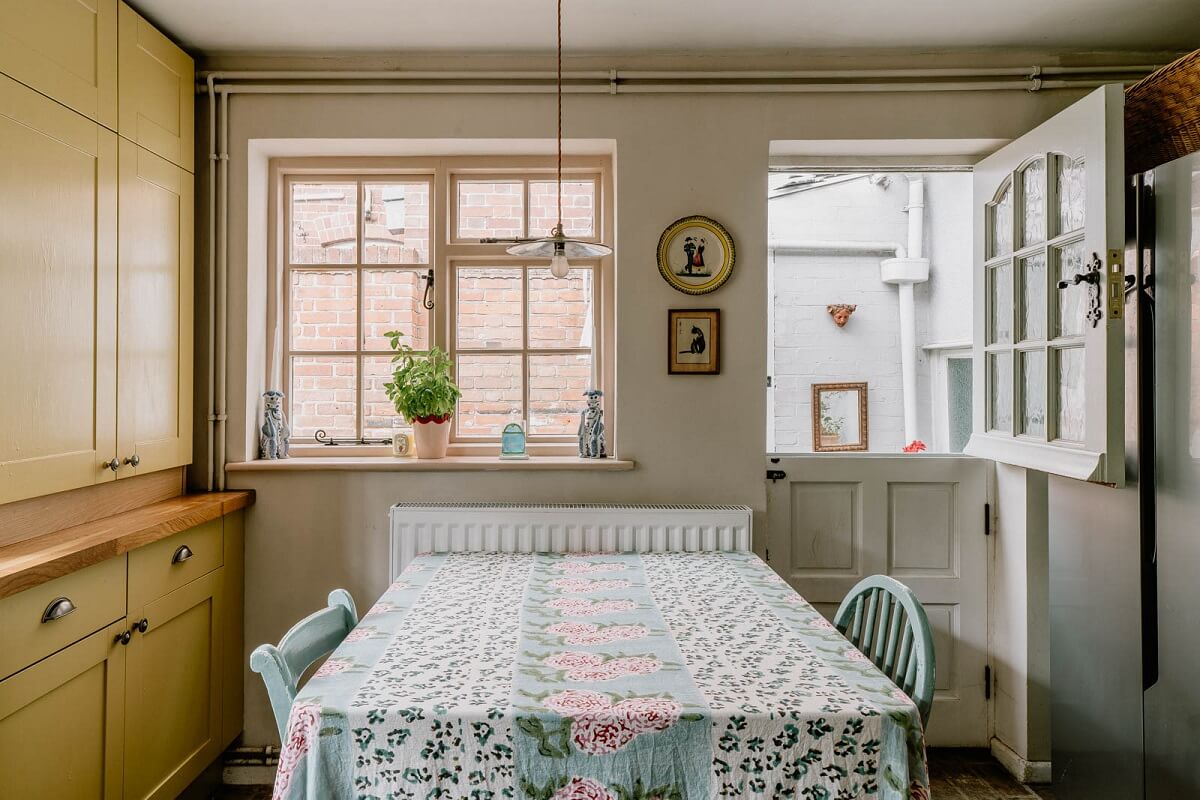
[{"left": 213, "top": 748, "right": 1056, "bottom": 799}]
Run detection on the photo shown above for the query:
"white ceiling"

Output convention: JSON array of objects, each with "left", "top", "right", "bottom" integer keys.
[{"left": 133, "top": 0, "right": 1200, "bottom": 54}]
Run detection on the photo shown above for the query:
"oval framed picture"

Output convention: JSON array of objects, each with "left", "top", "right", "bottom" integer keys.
[{"left": 656, "top": 215, "right": 736, "bottom": 295}]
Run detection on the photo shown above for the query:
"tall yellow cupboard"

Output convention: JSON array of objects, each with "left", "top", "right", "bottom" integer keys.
[
  {"left": 118, "top": 138, "right": 195, "bottom": 475},
  {"left": 0, "top": 74, "right": 118, "bottom": 505},
  {"left": 118, "top": 2, "right": 194, "bottom": 171}
]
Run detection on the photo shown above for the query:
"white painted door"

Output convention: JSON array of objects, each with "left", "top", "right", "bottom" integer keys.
[{"left": 766, "top": 455, "right": 989, "bottom": 745}]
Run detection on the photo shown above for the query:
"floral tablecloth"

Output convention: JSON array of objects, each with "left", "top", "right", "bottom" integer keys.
[{"left": 273, "top": 551, "right": 928, "bottom": 800}]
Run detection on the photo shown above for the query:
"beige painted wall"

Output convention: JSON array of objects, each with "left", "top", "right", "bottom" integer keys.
[{"left": 200, "top": 75, "right": 1099, "bottom": 745}]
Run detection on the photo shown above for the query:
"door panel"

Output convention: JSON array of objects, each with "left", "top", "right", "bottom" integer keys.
[
  {"left": 117, "top": 138, "right": 193, "bottom": 475},
  {"left": 767, "top": 455, "right": 989, "bottom": 745},
  {"left": 125, "top": 570, "right": 223, "bottom": 800},
  {"left": 117, "top": 2, "right": 194, "bottom": 171},
  {"left": 0, "top": 621, "right": 127, "bottom": 800},
  {"left": 0, "top": 0, "right": 118, "bottom": 127},
  {"left": 0, "top": 74, "right": 117, "bottom": 504}
]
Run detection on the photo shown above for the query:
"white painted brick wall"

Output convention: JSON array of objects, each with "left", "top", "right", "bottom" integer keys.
[{"left": 769, "top": 173, "right": 972, "bottom": 452}]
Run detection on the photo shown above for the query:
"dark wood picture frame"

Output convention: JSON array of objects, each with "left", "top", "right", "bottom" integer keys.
[
  {"left": 812, "top": 382, "right": 869, "bottom": 451},
  {"left": 668, "top": 309, "right": 720, "bottom": 374}
]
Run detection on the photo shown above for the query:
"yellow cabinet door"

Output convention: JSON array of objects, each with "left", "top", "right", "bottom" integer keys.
[
  {"left": 117, "top": 2, "right": 193, "bottom": 171},
  {"left": 0, "top": 0, "right": 118, "bottom": 127},
  {"left": 0, "top": 74, "right": 118, "bottom": 504},
  {"left": 0, "top": 621, "right": 127, "bottom": 800},
  {"left": 221, "top": 511, "right": 245, "bottom": 747},
  {"left": 124, "top": 569, "right": 223, "bottom": 800},
  {"left": 117, "top": 138, "right": 194, "bottom": 476}
]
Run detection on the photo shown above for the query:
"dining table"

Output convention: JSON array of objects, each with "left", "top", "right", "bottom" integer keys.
[{"left": 271, "top": 550, "right": 929, "bottom": 800}]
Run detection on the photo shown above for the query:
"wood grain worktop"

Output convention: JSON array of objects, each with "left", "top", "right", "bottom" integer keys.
[{"left": 0, "top": 491, "right": 253, "bottom": 599}]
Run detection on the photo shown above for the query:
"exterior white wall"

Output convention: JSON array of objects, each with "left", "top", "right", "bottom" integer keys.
[{"left": 769, "top": 173, "right": 972, "bottom": 452}]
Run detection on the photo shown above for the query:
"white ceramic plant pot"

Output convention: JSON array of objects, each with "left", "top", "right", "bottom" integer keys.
[{"left": 412, "top": 417, "right": 451, "bottom": 459}]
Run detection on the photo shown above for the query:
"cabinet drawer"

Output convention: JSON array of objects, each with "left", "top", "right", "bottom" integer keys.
[
  {"left": 129, "top": 519, "right": 222, "bottom": 607},
  {"left": 0, "top": 557, "right": 126, "bottom": 680}
]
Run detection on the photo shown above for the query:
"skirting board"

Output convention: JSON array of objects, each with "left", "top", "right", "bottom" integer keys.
[{"left": 991, "top": 736, "right": 1052, "bottom": 784}]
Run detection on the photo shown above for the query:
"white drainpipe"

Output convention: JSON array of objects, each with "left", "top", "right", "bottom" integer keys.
[{"left": 881, "top": 177, "right": 931, "bottom": 445}]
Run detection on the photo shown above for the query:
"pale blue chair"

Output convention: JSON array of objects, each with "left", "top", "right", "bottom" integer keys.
[
  {"left": 250, "top": 589, "right": 358, "bottom": 740},
  {"left": 833, "top": 575, "right": 936, "bottom": 726}
]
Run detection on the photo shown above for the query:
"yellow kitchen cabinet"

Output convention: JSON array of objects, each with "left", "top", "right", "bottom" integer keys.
[
  {"left": 0, "top": 74, "right": 118, "bottom": 505},
  {"left": 124, "top": 568, "right": 224, "bottom": 800},
  {"left": 221, "top": 510, "right": 246, "bottom": 746},
  {"left": 0, "top": 620, "right": 128, "bottom": 800},
  {"left": 118, "top": 1, "right": 194, "bottom": 171},
  {"left": 0, "top": 0, "right": 118, "bottom": 127},
  {"left": 117, "top": 137, "right": 194, "bottom": 477}
]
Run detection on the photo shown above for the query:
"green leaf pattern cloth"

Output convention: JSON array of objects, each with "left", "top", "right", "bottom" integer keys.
[{"left": 272, "top": 552, "right": 929, "bottom": 800}]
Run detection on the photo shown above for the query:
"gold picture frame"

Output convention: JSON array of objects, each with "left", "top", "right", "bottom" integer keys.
[
  {"left": 812, "top": 382, "right": 869, "bottom": 452},
  {"left": 656, "top": 215, "right": 736, "bottom": 295},
  {"left": 668, "top": 309, "right": 720, "bottom": 374}
]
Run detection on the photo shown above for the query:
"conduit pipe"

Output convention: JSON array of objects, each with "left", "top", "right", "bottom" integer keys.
[
  {"left": 206, "top": 75, "right": 216, "bottom": 491},
  {"left": 215, "top": 90, "right": 229, "bottom": 490},
  {"left": 769, "top": 240, "right": 906, "bottom": 258},
  {"left": 880, "top": 177, "right": 931, "bottom": 446}
]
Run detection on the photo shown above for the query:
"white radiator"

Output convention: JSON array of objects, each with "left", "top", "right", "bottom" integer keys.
[{"left": 388, "top": 502, "right": 753, "bottom": 579}]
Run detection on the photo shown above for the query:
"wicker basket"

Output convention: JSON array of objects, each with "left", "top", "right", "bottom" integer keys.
[{"left": 1126, "top": 49, "right": 1200, "bottom": 174}]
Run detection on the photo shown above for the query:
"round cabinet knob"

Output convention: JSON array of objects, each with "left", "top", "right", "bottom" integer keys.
[
  {"left": 114, "top": 630, "right": 132, "bottom": 646},
  {"left": 123, "top": 454, "right": 140, "bottom": 467},
  {"left": 134, "top": 618, "right": 148, "bottom": 634},
  {"left": 104, "top": 458, "right": 120, "bottom": 472}
]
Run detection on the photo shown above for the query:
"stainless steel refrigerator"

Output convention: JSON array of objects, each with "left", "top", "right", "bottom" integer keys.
[{"left": 1048, "top": 151, "right": 1200, "bottom": 799}]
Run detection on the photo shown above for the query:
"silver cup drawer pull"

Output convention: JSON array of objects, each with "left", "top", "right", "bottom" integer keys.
[
  {"left": 171, "top": 545, "right": 194, "bottom": 564},
  {"left": 41, "top": 597, "right": 77, "bottom": 623}
]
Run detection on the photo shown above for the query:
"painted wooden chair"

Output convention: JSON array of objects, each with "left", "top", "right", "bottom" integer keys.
[
  {"left": 250, "top": 589, "right": 359, "bottom": 740},
  {"left": 833, "top": 575, "right": 936, "bottom": 727}
]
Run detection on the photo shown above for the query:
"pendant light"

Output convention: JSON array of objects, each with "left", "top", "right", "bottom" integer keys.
[{"left": 483, "top": 0, "right": 612, "bottom": 277}]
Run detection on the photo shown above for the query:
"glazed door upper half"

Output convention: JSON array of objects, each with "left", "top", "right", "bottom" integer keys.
[
  {"left": 117, "top": 138, "right": 193, "bottom": 476},
  {"left": 0, "top": 74, "right": 117, "bottom": 504},
  {"left": 766, "top": 455, "right": 989, "bottom": 746},
  {"left": 966, "top": 85, "right": 1125, "bottom": 485}
]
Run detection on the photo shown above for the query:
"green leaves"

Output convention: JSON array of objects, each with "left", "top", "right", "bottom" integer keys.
[{"left": 382, "top": 330, "right": 463, "bottom": 421}]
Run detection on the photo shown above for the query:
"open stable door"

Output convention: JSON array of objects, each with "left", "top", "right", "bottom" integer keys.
[{"left": 965, "top": 85, "right": 1125, "bottom": 484}]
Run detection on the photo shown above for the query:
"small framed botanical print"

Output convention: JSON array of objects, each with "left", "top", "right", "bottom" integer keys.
[
  {"left": 812, "top": 382, "right": 869, "bottom": 451},
  {"left": 668, "top": 309, "right": 720, "bottom": 374}
]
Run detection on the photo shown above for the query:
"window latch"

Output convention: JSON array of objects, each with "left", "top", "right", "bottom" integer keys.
[{"left": 422, "top": 268, "right": 435, "bottom": 310}]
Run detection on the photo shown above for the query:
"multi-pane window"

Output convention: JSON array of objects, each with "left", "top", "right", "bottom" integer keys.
[
  {"left": 984, "top": 153, "right": 1087, "bottom": 443},
  {"left": 280, "top": 161, "right": 609, "bottom": 452}
]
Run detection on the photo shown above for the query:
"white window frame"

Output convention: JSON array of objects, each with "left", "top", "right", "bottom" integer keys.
[{"left": 268, "top": 155, "right": 615, "bottom": 457}]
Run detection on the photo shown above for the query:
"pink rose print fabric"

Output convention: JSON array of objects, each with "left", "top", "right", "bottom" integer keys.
[
  {"left": 544, "top": 598, "right": 637, "bottom": 617},
  {"left": 551, "top": 776, "right": 616, "bottom": 800}
]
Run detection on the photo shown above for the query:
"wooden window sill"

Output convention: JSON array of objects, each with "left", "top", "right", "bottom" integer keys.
[{"left": 224, "top": 456, "right": 636, "bottom": 473}]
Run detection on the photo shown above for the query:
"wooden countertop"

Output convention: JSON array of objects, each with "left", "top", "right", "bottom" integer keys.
[{"left": 0, "top": 491, "right": 253, "bottom": 600}]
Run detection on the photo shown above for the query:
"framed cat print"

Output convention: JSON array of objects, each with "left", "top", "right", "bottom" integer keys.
[{"left": 668, "top": 309, "right": 720, "bottom": 374}]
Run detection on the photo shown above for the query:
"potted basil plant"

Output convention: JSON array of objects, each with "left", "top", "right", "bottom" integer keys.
[{"left": 383, "top": 330, "right": 462, "bottom": 459}]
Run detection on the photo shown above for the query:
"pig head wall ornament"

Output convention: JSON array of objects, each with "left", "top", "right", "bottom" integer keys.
[{"left": 826, "top": 304, "right": 857, "bottom": 328}]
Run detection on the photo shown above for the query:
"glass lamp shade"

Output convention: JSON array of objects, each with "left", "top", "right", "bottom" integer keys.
[{"left": 504, "top": 237, "right": 613, "bottom": 260}]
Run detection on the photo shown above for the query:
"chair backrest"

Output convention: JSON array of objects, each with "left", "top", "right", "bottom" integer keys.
[
  {"left": 250, "top": 589, "right": 358, "bottom": 741},
  {"left": 833, "top": 575, "right": 936, "bottom": 727}
]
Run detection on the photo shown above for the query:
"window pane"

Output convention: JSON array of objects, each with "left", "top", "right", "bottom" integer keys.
[
  {"left": 456, "top": 267, "right": 523, "bottom": 349},
  {"left": 948, "top": 358, "right": 973, "bottom": 453},
  {"left": 989, "top": 262, "right": 1013, "bottom": 344},
  {"left": 1020, "top": 253, "right": 1046, "bottom": 342},
  {"left": 1020, "top": 157, "right": 1047, "bottom": 247},
  {"left": 362, "top": 356, "right": 410, "bottom": 437},
  {"left": 529, "top": 180, "right": 595, "bottom": 238},
  {"left": 290, "top": 270, "right": 357, "bottom": 351},
  {"left": 1057, "top": 347, "right": 1086, "bottom": 442},
  {"left": 989, "top": 181, "right": 1013, "bottom": 258},
  {"left": 362, "top": 182, "right": 430, "bottom": 264},
  {"left": 528, "top": 268, "right": 593, "bottom": 349},
  {"left": 290, "top": 183, "right": 357, "bottom": 264},
  {"left": 456, "top": 180, "right": 524, "bottom": 239},
  {"left": 362, "top": 269, "right": 429, "bottom": 351},
  {"left": 1056, "top": 241, "right": 1088, "bottom": 337},
  {"left": 529, "top": 353, "right": 593, "bottom": 436},
  {"left": 290, "top": 356, "right": 356, "bottom": 439},
  {"left": 989, "top": 352, "right": 1012, "bottom": 433},
  {"left": 456, "top": 354, "right": 522, "bottom": 437},
  {"left": 1021, "top": 349, "right": 1046, "bottom": 438},
  {"left": 1056, "top": 155, "right": 1086, "bottom": 234}
]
